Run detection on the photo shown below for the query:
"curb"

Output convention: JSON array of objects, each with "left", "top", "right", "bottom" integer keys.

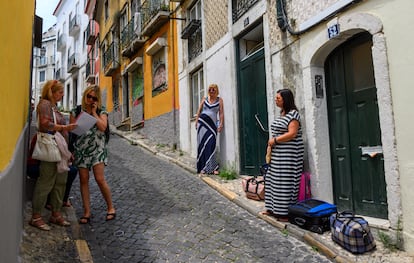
[
  {"left": 114, "top": 131, "right": 354, "bottom": 263},
  {"left": 65, "top": 207, "right": 94, "bottom": 263}
]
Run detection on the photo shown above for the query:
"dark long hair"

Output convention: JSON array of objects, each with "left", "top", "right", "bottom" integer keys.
[{"left": 277, "top": 89, "right": 297, "bottom": 113}]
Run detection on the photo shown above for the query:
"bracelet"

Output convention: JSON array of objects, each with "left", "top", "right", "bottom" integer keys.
[{"left": 274, "top": 137, "right": 277, "bottom": 145}]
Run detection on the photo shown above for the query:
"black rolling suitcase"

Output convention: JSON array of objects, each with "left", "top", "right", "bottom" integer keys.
[{"left": 288, "top": 199, "right": 337, "bottom": 234}]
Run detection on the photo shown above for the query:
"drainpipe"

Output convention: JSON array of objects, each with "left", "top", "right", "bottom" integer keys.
[
  {"left": 276, "top": 0, "right": 362, "bottom": 35},
  {"left": 170, "top": 4, "right": 177, "bottom": 150},
  {"left": 276, "top": 0, "right": 287, "bottom": 32}
]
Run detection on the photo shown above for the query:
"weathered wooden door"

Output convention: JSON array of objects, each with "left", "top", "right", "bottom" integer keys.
[
  {"left": 325, "top": 32, "right": 387, "bottom": 218},
  {"left": 238, "top": 48, "right": 268, "bottom": 175}
]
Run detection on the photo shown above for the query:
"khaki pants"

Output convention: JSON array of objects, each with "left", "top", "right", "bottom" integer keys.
[{"left": 32, "top": 161, "right": 68, "bottom": 214}]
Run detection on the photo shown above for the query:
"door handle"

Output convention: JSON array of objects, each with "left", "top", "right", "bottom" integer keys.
[{"left": 255, "top": 114, "right": 269, "bottom": 133}]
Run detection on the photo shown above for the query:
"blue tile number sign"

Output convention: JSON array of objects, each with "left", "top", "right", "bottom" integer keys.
[{"left": 328, "top": 24, "right": 340, "bottom": 39}]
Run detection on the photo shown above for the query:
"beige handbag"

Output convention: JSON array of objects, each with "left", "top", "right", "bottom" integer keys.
[
  {"left": 31, "top": 132, "right": 62, "bottom": 162},
  {"left": 32, "top": 110, "right": 62, "bottom": 162}
]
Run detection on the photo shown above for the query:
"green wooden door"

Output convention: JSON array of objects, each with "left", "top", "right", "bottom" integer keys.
[
  {"left": 325, "top": 32, "right": 388, "bottom": 218},
  {"left": 238, "top": 48, "right": 268, "bottom": 175}
]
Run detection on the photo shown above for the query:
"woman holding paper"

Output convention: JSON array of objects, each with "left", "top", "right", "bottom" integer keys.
[
  {"left": 70, "top": 85, "right": 116, "bottom": 224},
  {"left": 30, "top": 80, "right": 77, "bottom": 231}
]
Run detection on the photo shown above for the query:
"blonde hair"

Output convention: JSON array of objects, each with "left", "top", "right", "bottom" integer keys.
[
  {"left": 40, "top": 80, "right": 63, "bottom": 101},
  {"left": 82, "top": 85, "right": 102, "bottom": 109},
  {"left": 209, "top": 84, "right": 219, "bottom": 95}
]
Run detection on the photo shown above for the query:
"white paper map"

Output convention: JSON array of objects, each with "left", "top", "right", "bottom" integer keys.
[{"left": 71, "top": 111, "right": 97, "bottom": 136}]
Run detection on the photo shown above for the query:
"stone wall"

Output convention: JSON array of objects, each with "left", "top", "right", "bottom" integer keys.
[{"left": 204, "top": 0, "right": 229, "bottom": 49}]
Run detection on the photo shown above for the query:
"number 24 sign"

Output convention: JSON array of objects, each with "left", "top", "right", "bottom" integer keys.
[{"left": 328, "top": 24, "right": 340, "bottom": 39}]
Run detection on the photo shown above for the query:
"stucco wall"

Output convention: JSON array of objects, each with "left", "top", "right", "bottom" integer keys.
[
  {"left": 0, "top": 1, "right": 34, "bottom": 261},
  {"left": 291, "top": 0, "right": 414, "bottom": 254}
]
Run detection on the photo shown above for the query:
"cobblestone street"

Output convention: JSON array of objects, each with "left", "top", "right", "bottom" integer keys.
[
  {"left": 20, "top": 132, "right": 414, "bottom": 263},
  {"left": 68, "top": 135, "right": 330, "bottom": 262}
]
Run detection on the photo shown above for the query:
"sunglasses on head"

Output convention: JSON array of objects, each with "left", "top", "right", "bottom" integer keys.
[{"left": 87, "top": 94, "right": 98, "bottom": 102}]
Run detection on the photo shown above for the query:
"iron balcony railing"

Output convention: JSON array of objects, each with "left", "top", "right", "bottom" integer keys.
[
  {"left": 141, "top": 0, "right": 169, "bottom": 36},
  {"left": 37, "top": 57, "right": 47, "bottom": 67},
  {"left": 57, "top": 33, "right": 66, "bottom": 51},
  {"left": 67, "top": 53, "right": 80, "bottom": 73},
  {"left": 86, "top": 57, "right": 95, "bottom": 83},
  {"left": 121, "top": 19, "right": 134, "bottom": 50},
  {"left": 69, "top": 14, "right": 80, "bottom": 36},
  {"left": 103, "top": 42, "right": 120, "bottom": 75},
  {"left": 188, "top": 27, "right": 202, "bottom": 62},
  {"left": 85, "top": 20, "right": 97, "bottom": 45},
  {"left": 55, "top": 67, "right": 65, "bottom": 82},
  {"left": 232, "top": 0, "right": 259, "bottom": 23}
]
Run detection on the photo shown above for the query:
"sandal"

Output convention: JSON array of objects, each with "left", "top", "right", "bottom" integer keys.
[
  {"left": 277, "top": 216, "right": 289, "bottom": 222},
  {"left": 49, "top": 215, "right": 70, "bottom": 227},
  {"left": 62, "top": 201, "right": 72, "bottom": 207},
  {"left": 260, "top": 210, "right": 275, "bottom": 216},
  {"left": 29, "top": 217, "right": 51, "bottom": 231},
  {"left": 79, "top": 216, "right": 91, "bottom": 224},
  {"left": 106, "top": 213, "right": 116, "bottom": 221},
  {"left": 213, "top": 170, "right": 220, "bottom": 175}
]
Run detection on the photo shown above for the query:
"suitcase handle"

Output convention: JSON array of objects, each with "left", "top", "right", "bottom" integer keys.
[{"left": 294, "top": 217, "right": 306, "bottom": 226}]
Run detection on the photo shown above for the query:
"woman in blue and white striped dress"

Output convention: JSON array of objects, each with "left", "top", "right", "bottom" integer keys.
[
  {"left": 195, "top": 84, "right": 224, "bottom": 175},
  {"left": 261, "top": 89, "right": 304, "bottom": 221}
]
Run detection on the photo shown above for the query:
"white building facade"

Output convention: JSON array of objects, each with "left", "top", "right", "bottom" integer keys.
[
  {"left": 31, "top": 25, "right": 57, "bottom": 106},
  {"left": 54, "top": 0, "right": 90, "bottom": 110},
  {"left": 177, "top": 0, "right": 414, "bottom": 254}
]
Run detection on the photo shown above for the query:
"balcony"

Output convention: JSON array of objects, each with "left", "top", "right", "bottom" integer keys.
[
  {"left": 232, "top": 0, "right": 259, "bottom": 23},
  {"left": 86, "top": 57, "right": 95, "bottom": 84},
  {"left": 55, "top": 67, "right": 65, "bottom": 83},
  {"left": 38, "top": 55, "right": 55, "bottom": 66},
  {"left": 69, "top": 14, "right": 80, "bottom": 37},
  {"left": 141, "top": 1, "right": 170, "bottom": 37},
  {"left": 181, "top": 19, "right": 201, "bottom": 39},
  {"left": 57, "top": 33, "right": 67, "bottom": 52},
  {"left": 37, "top": 57, "right": 47, "bottom": 67},
  {"left": 85, "top": 20, "right": 97, "bottom": 45},
  {"left": 103, "top": 42, "right": 120, "bottom": 76},
  {"left": 67, "top": 53, "right": 80, "bottom": 73},
  {"left": 121, "top": 15, "right": 146, "bottom": 58},
  {"left": 188, "top": 27, "right": 202, "bottom": 62},
  {"left": 49, "top": 55, "right": 55, "bottom": 65}
]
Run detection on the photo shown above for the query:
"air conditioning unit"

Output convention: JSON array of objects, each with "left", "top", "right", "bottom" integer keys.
[{"left": 134, "top": 12, "right": 142, "bottom": 36}]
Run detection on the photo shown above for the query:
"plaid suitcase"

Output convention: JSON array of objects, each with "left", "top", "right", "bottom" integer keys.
[{"left": 330, "top": 211, "right": 376, "bottom": 254}]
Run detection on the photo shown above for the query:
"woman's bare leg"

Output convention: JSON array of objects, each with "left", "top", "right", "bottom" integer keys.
[
  {"left": 92, "top": 163, "right": 115, "bottom": 217},
  {"left": 78, "top": 167, "right": 91, "bottom": 220}
]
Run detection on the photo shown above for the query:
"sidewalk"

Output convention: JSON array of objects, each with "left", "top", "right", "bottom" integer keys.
[
  {"left": 115, "top": 129, "right": 413, "bottom": 263},
  {"left": 20, "top": 128, "right": 414, "bottom": 263}
]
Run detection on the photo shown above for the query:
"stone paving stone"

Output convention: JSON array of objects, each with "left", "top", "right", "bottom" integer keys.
[{"left": 19, "top": 129, "right": 414, "bottom": 263}]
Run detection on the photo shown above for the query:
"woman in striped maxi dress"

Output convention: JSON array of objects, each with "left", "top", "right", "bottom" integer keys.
[
  {"left": 261, "top": 89, "right": 304, "bottom": 221},
  {"left": 195, "top": 84, "right": 224, "bottom": 174}
]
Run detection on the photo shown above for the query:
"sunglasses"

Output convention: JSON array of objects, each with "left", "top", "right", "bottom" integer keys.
[
  {"left": 87, "top": 94, "right": 98, "bottom": 102},
  {"left": 208, "top": 89, "right": 216, "bottom": 92}
]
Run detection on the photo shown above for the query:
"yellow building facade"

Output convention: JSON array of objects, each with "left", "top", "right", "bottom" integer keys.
[
  {"left": 95, "top": 0, "right": 179, "bottom": 146},
  {"left": 0, "top": 1, "right": 35, "bottom": 261}
]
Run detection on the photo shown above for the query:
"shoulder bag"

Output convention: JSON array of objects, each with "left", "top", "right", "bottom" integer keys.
[{"left": 31, "top": 109, "right": 62, "bottom": 162}]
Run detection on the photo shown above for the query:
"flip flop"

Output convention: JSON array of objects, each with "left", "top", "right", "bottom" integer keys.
[{"left": 106, "top": 213, "right": 116, "bottom": 221}]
